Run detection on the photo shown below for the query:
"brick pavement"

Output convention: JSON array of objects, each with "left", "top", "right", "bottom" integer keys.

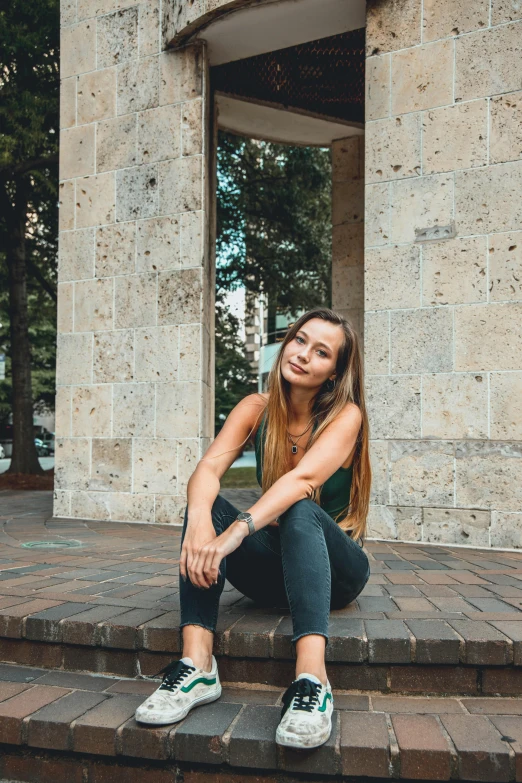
[
  {"left": 0, "top": 490, "right": 521, "bottom": 686},
  {"left": 0, "top": 660, "right": 516, "bottom": 779},
  {"left": 0, "top": 489, "right": 521, "bottom": 779}
]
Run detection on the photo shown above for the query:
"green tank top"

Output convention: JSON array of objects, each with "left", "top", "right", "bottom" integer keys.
[{"left": 254, "top": 410, "right": 353, "bottom": 521}]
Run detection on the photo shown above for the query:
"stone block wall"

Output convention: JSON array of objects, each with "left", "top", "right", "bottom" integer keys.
[
  {"left": 56, "top": 0, "right": 214, "bottom": 524},
  {"left": 364, "top": 0, "right": 522, "bottom": 547},
  {"left": 331, "top": 136, "right": 365, "bottom": 343}
]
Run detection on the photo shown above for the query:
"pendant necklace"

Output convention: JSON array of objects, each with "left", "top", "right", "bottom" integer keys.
[{"left": 286, "top": 417, "right": 314, "bottom": 454}]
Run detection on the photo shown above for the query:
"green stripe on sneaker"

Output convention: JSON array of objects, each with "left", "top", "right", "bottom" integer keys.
[
  {"left": 318, "top": 692, "right": 332, "bottom": 712},
  {"left": 181, "top": 676, "right": 217, "bottom": 692}
]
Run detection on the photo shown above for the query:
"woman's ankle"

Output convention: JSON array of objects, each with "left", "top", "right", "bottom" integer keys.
[
  {"left": 295, "top": 666, "right": 327, "bottom": 686},
  {"left": 181, "top": 624, "right": 214, "bottom": 671}
]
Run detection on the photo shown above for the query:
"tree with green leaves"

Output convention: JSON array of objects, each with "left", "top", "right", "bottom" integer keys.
[
  {"left": 214, "top": 130, "right": 332, "bottom": 429},
  {"left": 0, "top": 0, "right": 59, "bottom": 473}
]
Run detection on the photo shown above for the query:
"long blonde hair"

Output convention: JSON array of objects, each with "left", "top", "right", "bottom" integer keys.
[{"left": 257, "top": 308, "right": 371, "bottom": 541}]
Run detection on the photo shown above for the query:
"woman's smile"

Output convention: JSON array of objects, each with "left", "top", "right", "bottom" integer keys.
[{"left": 289, "top": 361, "right": 308, "bottom": 374}]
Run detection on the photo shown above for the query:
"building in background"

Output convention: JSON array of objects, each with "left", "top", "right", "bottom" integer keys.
[
  {"left": 55, "top": 0, "right": 522, "bottom": 548},
  {"left": 244, "top": 290, "right": 306, "bottom": 393}
]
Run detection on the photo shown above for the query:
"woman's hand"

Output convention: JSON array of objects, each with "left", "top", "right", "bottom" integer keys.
[
  {"left": 180, "top": 517, "right": 218, "bottom": 589},
  {"left": 186, "top": 521, "right": 247, "bottom": 589}
]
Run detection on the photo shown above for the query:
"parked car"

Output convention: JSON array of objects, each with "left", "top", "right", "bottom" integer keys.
[
  {"left": 0, "top": 444, "right": 4, "bottom": 459},
  {"left": 34, "top": 438, "right": 54, "bottom": 457}
]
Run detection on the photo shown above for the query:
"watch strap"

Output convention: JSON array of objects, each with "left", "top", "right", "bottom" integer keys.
[{"left": 237, "top": 512, "right": 255, "bottom": 536}]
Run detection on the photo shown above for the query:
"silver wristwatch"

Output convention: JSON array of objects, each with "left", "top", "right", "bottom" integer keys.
[{"left": 236, "top": 511, "right": 256, "bottom": 536}]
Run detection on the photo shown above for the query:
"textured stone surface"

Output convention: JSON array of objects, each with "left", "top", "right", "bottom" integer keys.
[
  {"left": 114, "top": 273, "right": 157, "bottom": 329},
  {"left": 423, "top": 508, "right": 490, "bottom": 547},
  {"left": 59, "top": 229, "right": 95, "bottom": 282},
  {"left": 112, "top": 383, "right": 155, "bottom": 437},
  {"left": 56, "top": 334, "right": 93, "bottom": 385},
  {"left": 71, "top": 386, "right": 112, "bottom": 437},
  {"left": 366, "top": 375, "right": 421, "bottom": 440},
  {"left": 132, "top": 439, "right": 178, "bottom": 494},
  {"left": 93, "top": 329, "right": 134, "bottom": 383},
  {"left": 60, "top": 77, "right": 76, "bottom": 130},
  {"left": 391, "top": 40, "right": 453, "bottom": 115},
  {"left": 422, "top": 101, "right": 488, "bottom": 174},
  {"left": 455, "top": 160, "right": 522, "bottom": 235},
  {"left": 158, "top": 155, "right": 203, "bottom": 215},
  {"left": 96, "top": 115, "right": 137, "bottom": 172},
  {"left": 390, "top": 308, "right": 453, "bottom": 374},
  {"left": 490, "top": 372, "right": 522, "bottom": 439},
  {"left": 422, "top": 373, "right": 488, "bottom": 440},
  {"left": 455, "top": 303, "right": 522, "bottom": 372},
  {"left": 366, "top": 0, "right": 421, "bottom": 55},
  {"left": 364, "top": 311, "right": 389, "bottom": 376},
  {"left": 389, "top": 174, "right": 453, "bottom": 244},
  {"left": 490, "top": 91, "right": 522, "bottom": 165},
  {"left": 60, "top": 125, "right": 95, "bottom": 179},
  {"left": 365, "top": 113, "right": 421, "bottom": 183},
  {"left": 488, "top": 230, "right": 522, "bottom": 302},
  {"left": 90, "top": 438, "right": 132, "bottom": 492},
  {"left": 54, "top": 439, "right": 90, "bottom": 490},
  {"left": 492, "top": 0, "right": 522, "bottom": 24},
  {"left": 422, "top": 0, "right": 489, "bottom": 42},
  {"left": 389, "top": 441, "right": 455, "bottom": 507},
  {"left": 116, "top": 164, "right": 159, "bottom": 222},
  {"left": 491, "top": 512, "right": 522, "bottom": 549},
  {"left": 138, "top": 104, "right": 181, "bottom": 164},
  {"left": 134, "top": 326, "right": 179, "bottom": 382},
  {"left": 455, "top": 441, "right": 522, "bottom": 511},
  {"left": 117, "top": 56, "right": 159, "bottom": 115},
  {"left": 75, "top": 173, "right": 116, "bottom": 228},
  {"left": 77, "top": 68, "right": 117, "bottom": 125},
  {"left": 61, "top": 20, "right": 96, "bottom": 78},
  {"left": 96, "top": 8, "right": 138, "bottom": 69},
  {"left": 155, "top": 382, "right": 201, "bottom": 438},
  {"left": 157, "top": 268, "right": 203, "bottom": 325},
  {"left": 136, "top": 216, "right": 180, "bottom": 272},
  {"left": 365, "top": 245, "right": 420, "bottom": 310},
  {"left": 73, "top": 278, "right": 114, "bottom": 332},
  {"left": 365, "top": 55, "right": 390, "bottom": 121},
  {"left": 365, "top": 183, "right": 389, "bottom": 247},
  {"left": 95, "top": 222, "right": 136, "bottom": 278},
  {"left": 422, "top": 236, "right": 487, "bottom": 306},
  {"left": 455, "top": 22, "right": 522, "bottom": 102}
]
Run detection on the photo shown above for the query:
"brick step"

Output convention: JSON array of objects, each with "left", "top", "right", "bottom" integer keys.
[
  {"left": 0, "top": 498, "right": 521, "bottom": 696},
  {"left": 0, "top": 662, "right": 520, "bottom": 782},
  {"left": 0, "top": 601, "right": 521, "bottom": 694}
]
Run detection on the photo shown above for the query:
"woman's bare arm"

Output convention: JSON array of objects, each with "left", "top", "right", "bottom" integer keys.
[
  {"left": 237, "top": 403, "right": 362, "bottom": 535},
  {"left": 185, "top": 393, "right": 266, "bottom": 527}
]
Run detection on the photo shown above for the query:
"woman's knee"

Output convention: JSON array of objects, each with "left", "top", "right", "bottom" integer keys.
[{"left": 279, "top": 498, "right": 319, "bottom": 525}]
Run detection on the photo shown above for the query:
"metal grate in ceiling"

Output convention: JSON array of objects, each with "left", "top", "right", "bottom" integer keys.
[{"left": 211, "top": 28, "right": 365, "bottom": 125}]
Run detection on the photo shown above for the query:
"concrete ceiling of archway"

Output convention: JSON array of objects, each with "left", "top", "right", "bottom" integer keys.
[
  {"left": 216, "top": 94, "right": 363, "bottom": 147},
  {"left": 185, "top": 0, "right": 366, "bottom": 66}
]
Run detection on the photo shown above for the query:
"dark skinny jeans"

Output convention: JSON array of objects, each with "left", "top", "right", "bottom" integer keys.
[{"left": 179, "top": 494, "right": 370, "bottom": 650}]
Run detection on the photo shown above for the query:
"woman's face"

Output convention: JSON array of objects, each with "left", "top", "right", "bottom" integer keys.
[{"left": 280, "top": 318, "right": 344, "bottom": 390}]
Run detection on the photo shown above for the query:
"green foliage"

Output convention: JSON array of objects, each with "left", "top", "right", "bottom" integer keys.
[
  {"left": 216, "top": 132, "right": 332, "bottom": 310},
  {"left": 214, "top": 131, "right": 332, "bottom": 428},
  {"left": 0, "top": 0, "right": 59, "bottom": 170},
  {"left": 0, "top": 0, "right": 59, "bottom": 428}
]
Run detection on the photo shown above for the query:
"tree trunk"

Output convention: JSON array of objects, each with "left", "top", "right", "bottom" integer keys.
[{"left": 4, "top": 181, "right": 44, "bottom": 475}]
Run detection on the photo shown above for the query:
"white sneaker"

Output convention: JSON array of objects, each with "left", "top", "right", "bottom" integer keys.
[
  {"left": 135, "top": 655, "right": 222, "bottom": 725},
  {"left": 275, "top": 672, "right": 334, "bottom": 749}
]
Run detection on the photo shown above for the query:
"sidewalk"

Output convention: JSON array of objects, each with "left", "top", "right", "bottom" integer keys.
[{"left": 0, "top": 489, "right": 521, "bottom": 781}]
